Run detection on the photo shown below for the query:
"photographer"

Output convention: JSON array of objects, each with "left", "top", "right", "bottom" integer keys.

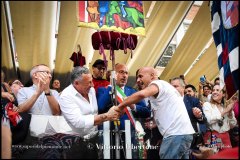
[{"left": 202, "top": 84, "right": 237, "bottom": 152}]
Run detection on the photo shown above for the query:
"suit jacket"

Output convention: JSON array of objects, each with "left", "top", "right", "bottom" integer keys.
[
  {"left": 183, "top": 95, "right": 206, "bottom": 132},
  {"left": 97, "top": 86, "right": 151, "bottom": 130}
]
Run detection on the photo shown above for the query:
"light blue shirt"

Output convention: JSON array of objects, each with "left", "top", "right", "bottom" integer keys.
[{"left": 17, "top": 84, "right": 60, "bottom": 115}]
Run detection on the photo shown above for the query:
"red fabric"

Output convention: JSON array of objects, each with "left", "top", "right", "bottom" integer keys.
[
  {"left": 69, "top": 52, "right": 86, "bottom": 67},
  {"left": 233, "top": 101, "right": 239, "bottom": 121},
  {"left": 204, "top": 131, "right": 232, "bottom": 151},
  {"left": 207, "top": 147, "right": 239, "bottom": 159},
  {"left": 91, "top": 31, "right": 137, "bottom": 51},
  {"left": 92, "top": 78, "right": 110, "bottom": 93},
  {"left": 6, "top": 102, "right": 22, "bottom": 127}
]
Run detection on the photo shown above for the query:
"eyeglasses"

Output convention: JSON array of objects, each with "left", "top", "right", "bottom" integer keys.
[
  {"left": 118, "top": 70, "right": 128, "bottom": 75},
  {"left": 12, "top": 80, "right": 23, "bottom": 86},
  {"left": 36, "top": 70, "right": 52, "bottom": 75}
]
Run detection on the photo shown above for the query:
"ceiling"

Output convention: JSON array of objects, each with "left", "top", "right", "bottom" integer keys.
[{"left": 2, "top": 1, "right": 219, "bottom": 89}]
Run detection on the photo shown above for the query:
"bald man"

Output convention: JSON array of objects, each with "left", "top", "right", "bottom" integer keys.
[{"left": 117, "top": 67, "right": 195, "bottom": 159}]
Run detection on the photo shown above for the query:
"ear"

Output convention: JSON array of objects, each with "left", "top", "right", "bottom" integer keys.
[
  {"left": 150, "top": 73, "right": 155, "bottom": 80},
  {"left": 33, "top": 73, "right": 38, "bottom": 79},
  {"left": 74, "top": 80, "right": 79, "bottom": 86}
]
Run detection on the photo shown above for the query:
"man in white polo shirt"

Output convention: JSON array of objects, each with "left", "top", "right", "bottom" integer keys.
[{"left": 117, "top": 67, "right": 195, "bottom": 159}]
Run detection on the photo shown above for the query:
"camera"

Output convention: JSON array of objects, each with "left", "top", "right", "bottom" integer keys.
[{"left": 217, "top": 119, "right": 223, "bottom": 127}]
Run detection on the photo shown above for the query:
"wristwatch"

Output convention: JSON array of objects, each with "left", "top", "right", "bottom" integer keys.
[{"left": 45, "top": 91, "right": 52, "bottom": 96}]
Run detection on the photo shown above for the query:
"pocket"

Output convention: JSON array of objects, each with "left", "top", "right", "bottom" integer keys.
[{"left": 183, "top": 134, "right": 193, "bottom": 144}]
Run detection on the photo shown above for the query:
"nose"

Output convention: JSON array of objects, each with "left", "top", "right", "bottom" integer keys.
[{"left": 137, "top": 78, "right": 141, "bottom": 83}]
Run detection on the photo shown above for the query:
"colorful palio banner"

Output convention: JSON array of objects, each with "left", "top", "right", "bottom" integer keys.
[{"left": 77, "top": 1, "right": 145, "bottom": 36}]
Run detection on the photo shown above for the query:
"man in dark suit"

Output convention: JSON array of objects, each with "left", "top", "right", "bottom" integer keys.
[{"left": 97, "top": 63, "right": 151, "bottom": 158}]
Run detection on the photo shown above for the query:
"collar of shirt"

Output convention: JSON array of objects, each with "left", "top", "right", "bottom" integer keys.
[
  {"left": 120, "top": 86, "right": 125, "bottom": 91},
  {"left": 32, "top": 84, "right": 37, "bottom": 89}
]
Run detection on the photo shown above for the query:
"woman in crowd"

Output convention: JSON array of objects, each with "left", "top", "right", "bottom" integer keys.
[{"left": 202, "top": 84, "right": 237, "bottom": 152}]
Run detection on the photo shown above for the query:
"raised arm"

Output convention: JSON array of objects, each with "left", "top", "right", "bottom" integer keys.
[{"left": 118, "top": 84, "right": 159, "bottom": 110}]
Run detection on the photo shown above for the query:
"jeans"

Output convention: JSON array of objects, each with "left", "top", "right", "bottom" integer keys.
[{"left": 160, "top": 134, "right": 193, "bottom": 159}]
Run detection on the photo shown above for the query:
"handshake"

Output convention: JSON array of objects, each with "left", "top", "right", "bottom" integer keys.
[{"left": 105, "top": 106, "right": 125, "bottom": 121}]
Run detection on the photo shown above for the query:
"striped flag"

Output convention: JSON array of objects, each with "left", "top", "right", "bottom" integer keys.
[
  {"left": 210, "top": 1, "right": 239, "bottom": 100},
  {"left": 116, "top": 86, "right": 136, "bottom": 129},
  {"left": 6, "top": 102, "right": 22, "bottom": 126}
]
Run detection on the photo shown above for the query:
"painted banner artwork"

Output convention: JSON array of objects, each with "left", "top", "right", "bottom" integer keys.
[{"left": 77, "top": 1, "right": 145, "bottom": 36}]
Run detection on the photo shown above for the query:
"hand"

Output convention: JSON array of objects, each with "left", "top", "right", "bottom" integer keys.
[
  {"left": 225, "top": 102, "right": 235, "bottom": 113},
  {"left": 229, "top": 95, "right": 238, "bottom": 104},
  {"left": 2, "top": 92, "right": 15, "bottom": 102},
  {"left": 199, "top": 82, "right": 205, "bottom": 88},
  {"left": 199, "top": 101, "right": 203, "bottom": 107},
  {"left": 12, "top": 106, "right": 19, "bottom": 112},
  {"left": 205, "top": 78, "right": 211, "bottom": 85},
  {"left": 192, "top": 146, "right": 214, "bottom": 159},
  {"left": 107, "top": 106, "right": 122, "bottom": 121},
  {"left": 129, "top": 104, "right": 135, "bottom": 110},
  {"left": 36, "top": 72, "right": 51, "bottom": 94},
  {"left": 222, "top": 103, "right": 234, "bottom": 118},
  {"left": 144, "top": 120, "right": 157, "bottom": 130},
  {"left": 192, "top": 107, "right": 202, "bottom": 119}
]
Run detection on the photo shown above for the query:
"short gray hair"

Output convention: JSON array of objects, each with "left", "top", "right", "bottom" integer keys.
[
  {"left": 30, "top": 64, "right": 48, "bottom": 78},
  {"left": 70, "top": 67, "right": 90, "bottom": 84},
  {"left": 170, "top": 77, "right": 185, "bottom": 87}
]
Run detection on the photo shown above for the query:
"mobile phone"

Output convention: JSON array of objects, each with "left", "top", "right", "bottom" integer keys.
[{"left": 200, "top": 75, "right": 206, "bottom": 83}]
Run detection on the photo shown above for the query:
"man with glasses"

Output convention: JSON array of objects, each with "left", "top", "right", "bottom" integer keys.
[
  {"left": 16, "top": 64, "right": 62, "bottom": 158},
  {"left": 17, "top": 64, "right": 60, "bottom": 115},
  {"left": 92, "top": 59, "right": 110, "bottom": 94}
]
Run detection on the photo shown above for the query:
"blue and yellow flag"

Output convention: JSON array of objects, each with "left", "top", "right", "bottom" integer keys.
[{"left": 77, "top": 1, "right": 145, "bottom": 36}]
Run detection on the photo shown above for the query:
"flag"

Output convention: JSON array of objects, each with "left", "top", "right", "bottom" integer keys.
[
  {"left": 6, "top": 102, "right": 22, "bottom": 127},
  {"left": 77, "top": 1, "right": 145, "bottom": 36},
  {"left": 210, "top": 1, "right": 239, "bottom": 100},
  {"left": 116, "top": 86, "right": 137, "bottom": 130}
]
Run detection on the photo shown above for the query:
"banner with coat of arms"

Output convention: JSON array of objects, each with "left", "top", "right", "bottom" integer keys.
[{"left": 77, "top": 1, "right": 145, "bottom": 36}]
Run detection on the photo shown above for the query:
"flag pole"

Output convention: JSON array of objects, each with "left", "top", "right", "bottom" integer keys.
[{"left": 111, "top": 50, "right": 121, "bottom": 159}]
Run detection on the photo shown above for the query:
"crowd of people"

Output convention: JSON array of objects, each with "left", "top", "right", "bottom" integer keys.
[{"left": 1, "top": 59, "right": 239, "bottom": 159}]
